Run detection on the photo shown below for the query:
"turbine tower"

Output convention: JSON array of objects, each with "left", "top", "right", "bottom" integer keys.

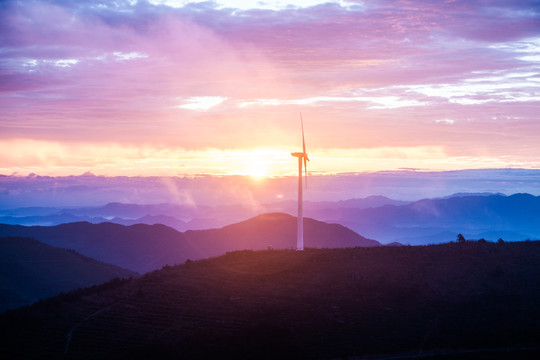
[{"left": 291, "top": 114, "right": 309, "bottom": 251}]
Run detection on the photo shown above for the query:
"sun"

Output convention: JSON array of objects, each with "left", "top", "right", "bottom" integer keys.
[
  {"left": 234, "top": 148, "right": 284, "bottom": 179},
  {"left": 243, "top": 158, "right": 270, "bottom": 179}
]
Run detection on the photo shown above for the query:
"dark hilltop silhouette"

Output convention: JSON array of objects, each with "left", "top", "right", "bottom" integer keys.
[
  {"left": 0, "top": 236, "right": 137, "bottom": 312},
  {"left": 1, "top": 241, "right": 539, "bottom": 359},
  {"left": 0, "top": 213, "right": 380, "bottom": 273}
]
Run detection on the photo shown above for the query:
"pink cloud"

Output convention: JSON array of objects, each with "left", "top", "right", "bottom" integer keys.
[{"left": 0, "top": 0, "right": 539, "bottom": 174}]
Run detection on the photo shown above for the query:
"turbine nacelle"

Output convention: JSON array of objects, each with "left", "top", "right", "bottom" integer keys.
[{"left": 291, "top": 152, "right": 308, "bottom": 159}]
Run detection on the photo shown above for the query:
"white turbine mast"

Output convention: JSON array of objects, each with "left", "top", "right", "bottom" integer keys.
[{"left": 291, "top": 113, "right": 309, "bottom": 251}]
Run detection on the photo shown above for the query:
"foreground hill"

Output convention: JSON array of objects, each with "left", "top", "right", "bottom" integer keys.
[
  {"left": 0, "top": 237, "right": 137, "bottom": 312},
  {"left": 0, "top": 213, "right": 379, "bottom": 273},
  {"left": 1, "top": 241, "right": 539, "bottom": 359}
]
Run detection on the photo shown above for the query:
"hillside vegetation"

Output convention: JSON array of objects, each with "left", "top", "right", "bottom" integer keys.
[
  {"left": 0, "top": 237, "right": 137, "bottom": 312},
  {"left": 1, "top": 241, "right": 539, "bottom": 359}
]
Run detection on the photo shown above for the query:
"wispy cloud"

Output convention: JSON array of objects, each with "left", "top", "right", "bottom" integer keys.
[
  {"left": 238, "top": 95, "right": 428, "bottom": 109},
  {"left": 1, "top": 0, "right": 539, "bottom": 175},
  {"left": 113, "top": 52, "right": 149, "bottom": 61},
  {"left": 177, "top": 96, "right": 227, "bottom": 111}
]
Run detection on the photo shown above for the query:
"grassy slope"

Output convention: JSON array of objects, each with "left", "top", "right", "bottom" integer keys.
[{"left": 1, "top": 241, "right": 540, "bottom": 359}]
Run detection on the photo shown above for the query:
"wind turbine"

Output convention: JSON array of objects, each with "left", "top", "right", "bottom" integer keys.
[{"left": 291, "top": 114, "right": 309, "bottom": 251}]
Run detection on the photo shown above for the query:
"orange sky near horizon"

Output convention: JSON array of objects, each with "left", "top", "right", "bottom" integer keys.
[{"left": 1, "top": 139, "right": 536, "bottom": 178}]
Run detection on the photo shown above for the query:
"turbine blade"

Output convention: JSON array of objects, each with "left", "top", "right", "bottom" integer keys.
[
  {"left": 301, "top": 113, "right": 306, "bottom": 155},
  {"left": 301, "top": 112, "right": 308, "bottom": 189}
]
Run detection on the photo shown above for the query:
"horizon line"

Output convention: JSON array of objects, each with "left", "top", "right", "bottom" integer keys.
[{"left": 3, "top": 166, "right": 540, "bottom": 179}]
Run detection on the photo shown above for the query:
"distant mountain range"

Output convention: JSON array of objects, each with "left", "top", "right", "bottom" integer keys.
[
  {"left": 0, "top": 214, "right": 379, "bottom": 273},
  {"left": 0, "top": 236, "right": 137, "bottom": 312},
  {"left": 0, "top": 196, "right": 407, "bottom": 230},
  {"left": 2, "top": 193, "right": 539, "bottom": 245},
  {"left": 323, "top": 193, "right": 540, "bottom": 244},
  {"left": 2, "top": 242, "right": 539, "bottom": 359}
]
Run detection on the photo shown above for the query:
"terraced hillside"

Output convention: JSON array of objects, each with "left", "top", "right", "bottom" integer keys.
[{"left": 1, "top": 241, "right": 540, "bottom": 359}]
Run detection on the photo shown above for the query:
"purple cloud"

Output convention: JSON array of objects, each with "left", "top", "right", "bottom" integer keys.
[{"left": 0, "top": 0, "right": 539, "bottom": 175}]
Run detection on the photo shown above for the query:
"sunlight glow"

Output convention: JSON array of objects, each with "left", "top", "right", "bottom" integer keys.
[
  {"left": 217, "top": 148, "right": 289, "bottom": 178},
  {"left": 238, "top": 151, "right": 273, "bottom": 178},
  {"left": 3, "top": 140, "right": 537, "bottom": 178},
  {"left": 0, "top": 141, "right": 293, "bottom": 177}
]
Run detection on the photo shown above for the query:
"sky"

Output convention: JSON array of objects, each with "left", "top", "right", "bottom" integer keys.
[
  {"left": 1, "top": 0, "right": 540, "bottom": 177},
  {"left": 3, "top": 169, "right": 540, "bottom": 209}
]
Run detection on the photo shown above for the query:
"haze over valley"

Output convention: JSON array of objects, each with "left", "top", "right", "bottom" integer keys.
[{"left": 3, "top": 170, "right": 540, "bottom": 245}]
